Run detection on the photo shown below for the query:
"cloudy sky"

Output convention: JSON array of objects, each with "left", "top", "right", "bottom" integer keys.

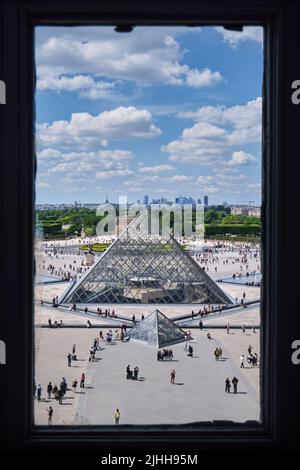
[{"left": 35, "top": 25, "right": 263, "bottom": 204}]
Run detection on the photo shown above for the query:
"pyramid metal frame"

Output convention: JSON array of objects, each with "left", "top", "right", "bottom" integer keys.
[
  {"left": 126, "top": 309, "right": 187, "bottom": 348},
  {"left": 60, "top": 211, "right": 232, "bottom": 305}
]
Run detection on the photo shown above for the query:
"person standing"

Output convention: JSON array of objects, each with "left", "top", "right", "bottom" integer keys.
[
  {"left": 52, "top": 384, "right": 58, "bottom": 400},
  {"left": 225, "top": 378, "right": 231, "bottom": 393},
  {"left": 240, "top": 355, "right": 245, "bottom": 368},
  {"left": 199, "top": 320, "right": 203, "bottom": 330},
  {"left": 115, "top": 408, "right": 120, "bottom": 425},
  {"left": 232, "top": 376, "right": 239, "bottom": 393},
  {"left": 67, "top": 353, "right": 72, "bottom": 367},
  {"left": 37, "top": 384, "right": 42, "bottom": 402},
  {"left": 47, "top": 381, "right": 53, "bottom": 399},
  {"left": 58, "top": 388, "right": 63, "bottom": 405},
  {"left": 72, "top": 378, "right": 78, "bottom": 393},
  {"left": 47, "top": 406, "right": 53, "bottom": 425},
  {"left": 80, "top": 372, "right": 85, "bottom": 388},
  {"left": 226, "top": 323, "right": 230, "bottom": 334},
  {"left": 133, "top": 366, "right": 139, "bottom": 380},
  {"left": 170, "top": 370, "right": 176, "bottom": 384}
]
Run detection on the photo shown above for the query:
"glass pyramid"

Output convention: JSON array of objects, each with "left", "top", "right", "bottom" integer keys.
[
  {"left": 61, "top": 213, "right": 232, "bottom": 305},
  {"left": 127, "top": 309, "right": 187, "bottom": 348}
]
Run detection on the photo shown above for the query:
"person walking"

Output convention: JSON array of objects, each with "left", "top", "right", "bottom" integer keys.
[
  {"left": 80, "top": 372, "right": 85, "bottom": 388},
  {"left": 232, "top": 376, "right": 239, "bottom": 394},
  {"left": 170, "top": 369, "right": 176, "bottom": 384},
  {"left": 240, "top": 354, "right": 245, "bottom": 368},
  {"left": 115, "top": 408, "right": 120, "bottom": 425},
  {"left": 199, "top": 320, "right": 203, "bottom": 330},
  {"left": 47, "top": 381, "right": 53, "bottom": 399},
  {"left": 47, "top": 406, "right": 53, "bottom": 425},
  {"left": 225, "top": 378, "right": 231, "bottom": 393},
  {"left": 226, "top": 323, "right": 230, "bottom": 334}
]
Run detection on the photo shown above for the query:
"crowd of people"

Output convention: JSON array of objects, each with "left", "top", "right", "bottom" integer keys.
[
  {"left": 240, "top": 344, "right": 259, "bottom": 368},
  {"left": 157, "top": 349, "right": 174, "bottom": 361},
  {"left": 191, "top": 241, "right": 261, "bottom": 280}
]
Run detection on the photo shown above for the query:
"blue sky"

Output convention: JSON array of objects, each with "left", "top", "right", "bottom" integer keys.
[{"left": 35, "top": 25, "right": 263, "bottom": 205}]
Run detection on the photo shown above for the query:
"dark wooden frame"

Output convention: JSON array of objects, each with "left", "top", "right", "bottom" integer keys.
[{"left": 0, "top": 0, "right": 299, "bottom": 450}]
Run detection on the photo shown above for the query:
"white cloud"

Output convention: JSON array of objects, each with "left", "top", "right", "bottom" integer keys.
[
  {"left": 139, "top": 164, "right": 174, "bottom": 174},
  {"left": 215, "top": 26, "right": 263, "bottom": 48},
  {"left": 228, "top": 150, "right": 257, "bottom": 166},
  {"left": 95, "top": 169, "right": 134, "bottom": 180},
  {"left": 37, "top": 148, "right": 62, "bottom": 159},
  {"left": 37, "top": 148, "right": 134, "bottom": 185},
  {"left": 167, "top": 174, "right": 193, "bottom": 183},
  {"left": 163, "top": 98, "right": 262, "bottom": 165},
  {"left": 185, "top": 68, "right": 222, "bottom": 88},
  {"left": 37, "top": 106, "right": 161, "bottom": 151},
  {"left": 37, "top": 74, "right": 115, "bottom": 100},
  {"left": 162, "top": 121, "right": 228, "bottom": 165},
  {"left": 36, "top": 27, "right": 222, "bottom": 92}
]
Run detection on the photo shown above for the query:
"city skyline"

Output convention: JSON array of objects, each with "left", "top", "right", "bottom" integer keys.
[{"left": 35, "top": 26, "right": 263, "bottom": 205}]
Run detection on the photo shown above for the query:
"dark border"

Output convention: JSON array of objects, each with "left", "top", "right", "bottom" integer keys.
[{"left": 1, "top": 0, "right": 299, "bottom": 450}]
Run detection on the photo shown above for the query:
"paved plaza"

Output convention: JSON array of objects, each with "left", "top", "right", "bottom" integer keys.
[
  {"left": 35, "top": 311, "right": 260, "bottom": 426},
  {"left": 34, "top": 241, "right": 261, "bottom": 426}
]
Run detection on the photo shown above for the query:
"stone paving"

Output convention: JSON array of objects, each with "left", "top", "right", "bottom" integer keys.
[
  {"left": 34, "top": 324, "right": 260, "bottom": 426},
  {"left": 34, "top": 241, "right": 261, "bottom": 426}
]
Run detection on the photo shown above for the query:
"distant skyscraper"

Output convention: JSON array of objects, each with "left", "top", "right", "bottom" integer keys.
[
  {"left": 143, "top": 195, "right": 149, "bottom": 206},
  {"left": 197, "top": 198, "right": 202, "bottom": 205},
  {"left": 204, "top": 195, "right": 208, "bottom": 206}
]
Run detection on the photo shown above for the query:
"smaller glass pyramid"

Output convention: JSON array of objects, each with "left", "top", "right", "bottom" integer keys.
[{"left": 127, "top": 309, "right": 187, "bottom": 348}]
